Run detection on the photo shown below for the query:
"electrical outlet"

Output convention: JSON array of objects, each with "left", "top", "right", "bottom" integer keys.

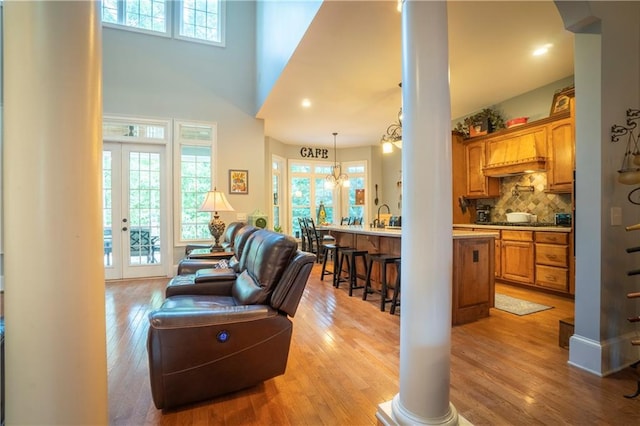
[{"left": 236, "top": 213, "right": 247, "bottom": 221}]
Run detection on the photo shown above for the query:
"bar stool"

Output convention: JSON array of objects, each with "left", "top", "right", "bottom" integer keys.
[
  {"left": 390, "top": 258, "right": 401, "bottom": 315},
  {"left": 363, "top": 253, "right": 401, "bottom": 311},
  {"left": 336, "top": 248, "right": 368, "bottom": 296},
  {"left": 320, "top": 241, "right": 351, "bottom": 285}
]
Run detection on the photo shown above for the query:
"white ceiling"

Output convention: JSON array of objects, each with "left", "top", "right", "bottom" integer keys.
[{"left": 256, "top": 1, "right": 574, "bottom": 148}]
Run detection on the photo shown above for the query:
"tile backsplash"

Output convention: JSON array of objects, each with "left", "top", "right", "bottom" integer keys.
[{"left": 477, "top": 173, "right": 572, "bottom": 223}]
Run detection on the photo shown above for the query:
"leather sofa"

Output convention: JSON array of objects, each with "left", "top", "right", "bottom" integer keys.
[
  {"left": 147, "top": 229, "right": 315, "bottom": 409},
  {"left": 176, "top": 224, "right": 259, "bottom": 276}
]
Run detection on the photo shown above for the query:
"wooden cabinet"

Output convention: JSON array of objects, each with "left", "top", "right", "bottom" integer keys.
[
  {"left": 483, "top": 125, "right": 548, "bottom": 177},
  {"left": 535, "top": 231, "right": 570, "bottom": 292},
  {"left": 546, "top": 118, "right": 574, "bottom": 192},
  {"left": 452, "top": 237, "right": 495, "bottom": 325},
  {"left": 500, "top": 230, "right": 534, "bottom": 284},
  {"left": 464, "top": 140, "right": 499, "bottom": 198},
  {"left": 474, "top": 228, "right": 501, "bottom": 278}
]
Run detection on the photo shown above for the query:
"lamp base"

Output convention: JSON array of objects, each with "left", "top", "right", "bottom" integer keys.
[{"left": 208, "top": 215, "right": 226, "bottom": 252}]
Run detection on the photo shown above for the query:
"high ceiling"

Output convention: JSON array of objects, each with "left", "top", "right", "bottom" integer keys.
[{"left": 256, "top": 1, "right": 574, "bottom": 148}]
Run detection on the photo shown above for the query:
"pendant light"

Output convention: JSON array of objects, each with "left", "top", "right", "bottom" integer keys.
[
  {"left": 325, "top": 132, "right": 350, "bottom": 188},
  {"left": 380, "top": 83, "right": 403, "bottom": 153}
]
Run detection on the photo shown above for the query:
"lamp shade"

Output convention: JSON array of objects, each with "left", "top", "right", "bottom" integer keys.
[{"left": 198, "top": 189, "right": 235, "bottom": 212}]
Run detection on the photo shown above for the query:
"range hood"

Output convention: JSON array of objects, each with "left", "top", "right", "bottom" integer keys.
[{"left": 482, "top": 127, "right": 547, "bottom": 177}]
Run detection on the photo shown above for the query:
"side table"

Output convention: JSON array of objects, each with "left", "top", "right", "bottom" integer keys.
[{"left": 186, "top": 249, "right": 235, "bottom": 260}]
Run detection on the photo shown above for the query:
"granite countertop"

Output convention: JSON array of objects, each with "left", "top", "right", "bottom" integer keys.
[
  {"left": 318, "top": 225, "right": 498, "bottom": 239},
  {"left": 453, "top": 223, "right": 572, "bottom": 232}
]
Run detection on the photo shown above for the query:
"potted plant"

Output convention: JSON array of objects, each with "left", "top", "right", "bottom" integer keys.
[{"left": 454, "top": 107, "right": 506, "bottom": 138}]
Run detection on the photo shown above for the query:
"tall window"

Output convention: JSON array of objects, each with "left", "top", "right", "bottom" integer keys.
[
  {"left": 101, "top": 0, "right": 226, "bottom": 46},
  {"left": 342, "top": 162, "right": 367, "bottom": 224},
  {"left": 173, "top": 121, "right": 216, "bottom": 244},
  {"left": 102, "top": 0, "right": 169, "bottom": 35},
  {"left": 289, "top": 160, "right": 346, "bottom": 236},
  {"left": 177, "top": 0, "right": 225, "bottom": 46},
  {"left": 272, "top": 156, "right": 284, "bottom": 231}
]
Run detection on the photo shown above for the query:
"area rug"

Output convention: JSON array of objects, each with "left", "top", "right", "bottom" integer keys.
[{"left": 494, "top": 293, "right": 553, "bottom": 316}]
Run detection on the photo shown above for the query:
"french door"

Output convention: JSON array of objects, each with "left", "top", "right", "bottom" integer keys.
[{"left": 103, "top": 142, "right": 169, "bottom": 279}]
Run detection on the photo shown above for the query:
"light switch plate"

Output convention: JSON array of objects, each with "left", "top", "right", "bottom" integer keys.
[
  {"left": 611, "top": 207, "right": 622, "bottom": 226},
  {"left": 237, "top": 213, "right": 247, "bottom": 221}
]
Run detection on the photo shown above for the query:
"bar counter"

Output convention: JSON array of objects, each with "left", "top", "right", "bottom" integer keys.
[
  {"left": 318, "top": 225, "right": 497, "bottom": 325},
  {"left": 319, "top": 225, "right": 500, "bottom": 239}
]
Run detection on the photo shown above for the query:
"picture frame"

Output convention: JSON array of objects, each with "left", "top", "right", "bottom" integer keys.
[
  {"left": 229, "top": 169, "right": 249, "bottom": 194},
  {"left": 550, "top": 86, "right": 575, "bottom": 116}
]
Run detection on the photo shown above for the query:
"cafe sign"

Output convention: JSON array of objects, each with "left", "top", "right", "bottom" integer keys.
[{"left": 299, "top": 147, "right": 329, "bottom": 159}]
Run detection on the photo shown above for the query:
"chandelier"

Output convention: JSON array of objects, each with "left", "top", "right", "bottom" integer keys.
[
  {"left": 325, "top": 132, "right": 350, "bottom": 188},
  {"left": 381, "top": 83, "right": 403, "bottom": 153},
  {"left": 381, "top": 107, "right": 403, "bottom": 153}
]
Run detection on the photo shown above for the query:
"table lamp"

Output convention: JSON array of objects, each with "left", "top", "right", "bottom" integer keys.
[{"left": 198, "top": 188, "right": 235, "bottom": 251}]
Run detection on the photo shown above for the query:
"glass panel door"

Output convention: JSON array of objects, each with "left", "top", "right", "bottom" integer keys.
[{"left": 104, "top": 143, "right": 167, "bottom": 279}]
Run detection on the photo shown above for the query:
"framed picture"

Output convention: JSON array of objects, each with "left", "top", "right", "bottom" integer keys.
[
  {"left": 550, "top": 86, "right": 575, "bottom": 116},
  {"left": 229, "top": 169, "right": 249, "bottom": 194}
]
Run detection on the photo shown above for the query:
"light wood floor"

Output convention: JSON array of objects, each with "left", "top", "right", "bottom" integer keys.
[{"left": 107, "top": 264, "right": 640, "bottom": 425}]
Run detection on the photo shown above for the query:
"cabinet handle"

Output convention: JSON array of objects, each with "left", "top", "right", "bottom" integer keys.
[
  {"left": 545, "top": 274, "right": 557, "bottom": 282},
  {"left": 546, "top": 254, "right": 558, "bottom": 260}
]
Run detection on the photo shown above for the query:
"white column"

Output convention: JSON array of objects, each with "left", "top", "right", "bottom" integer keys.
[
  {"left": 377, "top": 1, "right": 458, "bottom": 425},
  {"left": 3, "top": 2, "right": 107, "bottom": 424}
]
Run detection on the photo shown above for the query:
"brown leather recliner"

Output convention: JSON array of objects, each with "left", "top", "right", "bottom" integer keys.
[
  {"left": 176, "top": 224, "right": 259, "bottom": 276},
  {"left": 147, "top": 229, "right": 315, "bottom": 410}
]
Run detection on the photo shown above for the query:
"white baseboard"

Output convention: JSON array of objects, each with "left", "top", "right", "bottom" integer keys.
[{"left": 569, "top": 332, "right": 640, "bottom": 376}]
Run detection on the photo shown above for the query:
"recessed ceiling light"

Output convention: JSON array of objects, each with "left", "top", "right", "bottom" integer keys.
[
  {"left": 301, "top": 98, "right": 311, "bottom": 108},
  {"left": 533, "top": 43, "right": 553, "bottom": 56}
]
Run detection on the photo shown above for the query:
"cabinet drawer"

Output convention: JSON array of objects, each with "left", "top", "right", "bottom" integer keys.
[
  {"left": 536, "top": 264, "right": 568, "bottom": 291},
  {"left": 535, "top": 232, "right": 568, "bottom": 244},
  {"left": 502, "top": 230, "right": 533, "bottom": 242},
  {"left": 535, "top": 243, "right": 568, "bottom": 267}
]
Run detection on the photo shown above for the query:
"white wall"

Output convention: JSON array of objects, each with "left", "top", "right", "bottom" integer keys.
[
  {"left": 569, "top": 1, "right": 640, "bottom": 375},
  {"left": 102, "top": 1, "right": 264, "bottom": 264},
  {"left": 256, "top": 0, "right": 322, "bottom": 111}
]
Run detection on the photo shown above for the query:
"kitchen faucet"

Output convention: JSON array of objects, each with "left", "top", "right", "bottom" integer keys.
[{"left": 375, "top": 203, "right": 391, "bottom": 228}]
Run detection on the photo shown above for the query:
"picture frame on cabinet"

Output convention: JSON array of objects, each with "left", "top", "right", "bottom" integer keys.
[
  {"left": 550, "top": 86, "right": 575, "bottom": 116},
  {"left": 229, "top": 169, "right": 249, "bottom": 194}
]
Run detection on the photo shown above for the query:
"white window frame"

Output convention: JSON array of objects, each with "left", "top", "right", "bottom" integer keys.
[
  {"left": 272, "top": 155, "right": 285, "bottom": 231},
  {"left": 288, "top": 159, "right": 338, "bottom": 234},
  {"left": 175, "top": 0, "right": 226, "bottom": 47},
  {"left": 341, "top": 160, "right": 368, "bottom": 225},
  {"left": 173, "top": 119, "right": 217, "bottom": 245},
  {"left": 101, "top": 0, "right": 172, "bottom": 39},
  {"left": 101, "top": 0, "right": 226, "bottom": 48},
  {"left": 102, "top": 115, "right": 173, "bottom": 279}
]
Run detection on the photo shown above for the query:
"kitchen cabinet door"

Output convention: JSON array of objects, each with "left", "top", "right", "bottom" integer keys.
[
  {"left": 546, "top": 118, "right": 574, "bottom": 193},
  {"left": 452, "top": 237, "right": 495, "bottom": 325},
  {"left": 501, "top": 240, "right": 534, "bottom": 284},
  {"left": 464, "top": 140, "right": 499, "bottom": 198}
]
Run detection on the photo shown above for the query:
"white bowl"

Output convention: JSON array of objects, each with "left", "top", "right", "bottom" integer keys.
[{"left": 506, "top": 212, "right": 532, "bottom": 223}]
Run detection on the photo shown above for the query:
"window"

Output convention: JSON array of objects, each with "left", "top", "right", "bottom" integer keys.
[
  {"left": 101, "top": 0, "right": 226, "bottom": 47},
  {"left": 289, "top": 160, "right": 346, "bottom": 236},
  {"left": 102, "top": 0, "right": 169, "bottom": 36},
  {"left": 173, "top": 121, "right": 216, "bottom": 244},
  {"left": 177, "top": 0, "right": 225, "bottom": 46},
  {"left": 342, "top": 162, "right": 367, "bottom": 224},
  {"left": 272, "top": 156, "right": 285, "bottom": 231}
]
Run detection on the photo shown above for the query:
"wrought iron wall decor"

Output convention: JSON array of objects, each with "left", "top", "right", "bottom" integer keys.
[{"left": 611, "top": 108, "right": 640, "bottom": 204}]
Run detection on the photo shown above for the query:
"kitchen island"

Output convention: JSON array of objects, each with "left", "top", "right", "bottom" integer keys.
[{"left": 319, "top": 225, "right": 497, "bottom": 325}]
